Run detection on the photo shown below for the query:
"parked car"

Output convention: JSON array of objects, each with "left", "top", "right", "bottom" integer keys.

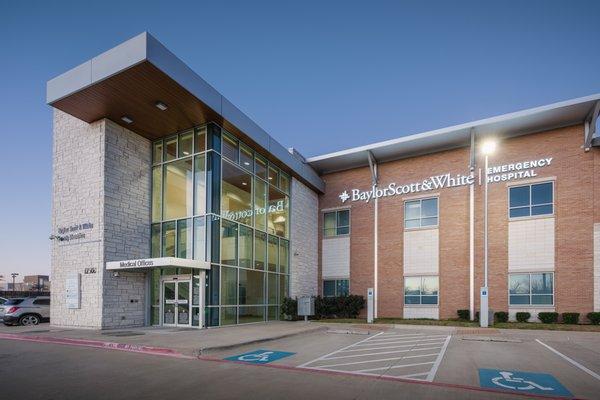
[
  {"left": 0, "top": 297, "right": 7, "bottom": 321},
  {"left": 1, "top": 296, "right": 50, "bottom": 326}
]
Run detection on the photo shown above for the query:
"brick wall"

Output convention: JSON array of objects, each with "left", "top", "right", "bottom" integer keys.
[{"left": 318, "top": 125, "right": 598, "bottom": 319}]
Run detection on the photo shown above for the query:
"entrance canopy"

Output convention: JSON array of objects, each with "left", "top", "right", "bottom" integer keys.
[{"left": 106, "top": 257, "right": 210, "bottom": 271}]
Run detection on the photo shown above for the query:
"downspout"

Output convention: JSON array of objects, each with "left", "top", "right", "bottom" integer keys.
[
  {"left": 367, "top": 151, "right": 379, "bottom": 319},
  {"left": 469, "top": 128, "right": 476, "bottom": 321}
]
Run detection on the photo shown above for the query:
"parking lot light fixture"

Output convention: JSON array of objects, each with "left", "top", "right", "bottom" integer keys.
[{"left": 481, "top": 140, "right": 496, "bottom": 328}]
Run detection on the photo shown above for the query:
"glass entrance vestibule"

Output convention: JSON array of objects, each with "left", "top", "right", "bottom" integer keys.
[{"left": 149, "top": 122, "right": 291, "bottom": 328}]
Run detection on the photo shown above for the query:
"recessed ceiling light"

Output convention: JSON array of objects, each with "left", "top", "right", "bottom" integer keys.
[
  {"left": 155, "top": 101, "right": 168, "bottom": 111},
  {"left": 243, "top": 161, "right": 250, "bottom": 166},
  {"left": 121, "top": 116, "right": 133, "bottom": 124},
  {"left": 268, "top": 176, "right": 273, "bottom": 180},
  {"left": 242, "top": 182, "right": 247, "bottom": 186}
]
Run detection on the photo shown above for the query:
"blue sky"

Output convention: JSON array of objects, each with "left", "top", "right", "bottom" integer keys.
[{"left": 1, "top": 1, "right": 599, "bottom": 280}]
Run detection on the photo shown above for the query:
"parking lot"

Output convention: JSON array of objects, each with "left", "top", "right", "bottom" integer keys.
[
  {"left": 209, "top": 325, "right": 600, "bottom": 399},
  {"left": 1, "top": 322, "right": 599, "bottom": 399}
]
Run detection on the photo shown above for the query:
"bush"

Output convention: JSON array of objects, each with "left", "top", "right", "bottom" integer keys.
[
  {"left": 538, "top": 312, "right": 558, "bottom": 324},
  {"left": 516, "top": 312, "right": 531, "bottom": 323},
  {"left": 314, "top": 295, "right": 365, "bottom": 319},
  {"left": 587, "top": 312, "right": 600, "bottom": 325},
  {"left": 457, "top": 309, "right": 470, "bottom": 321},
  {"left": 494, "top": 311, "right": 508, "bottom": 323},
  {"left": 281, "top": 297, "right": 298, "bottom": 320},
  {"left": 475, "top": 311, "right": 480, "bottom": 322},
  {"left": 562, "top": 313, "right": 580, "bottom": 325}
]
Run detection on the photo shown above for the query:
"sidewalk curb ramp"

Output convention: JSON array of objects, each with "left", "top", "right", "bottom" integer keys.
[{"left": 196, "top": 325, "right": 326, "bottom": 356}]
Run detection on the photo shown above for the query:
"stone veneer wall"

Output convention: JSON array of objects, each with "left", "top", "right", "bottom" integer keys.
[
  {"left": 50, "top": 111, "right": 151, "bottom": 329},
  {"left": 101, "top": 119, "right": 151, "bottom": 328},
  {"left": 290, "top": 177, "right": 318, "bottom": 298}
]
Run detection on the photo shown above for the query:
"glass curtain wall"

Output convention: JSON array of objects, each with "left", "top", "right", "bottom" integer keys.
[{"left": 150, "top": 123, "right": 291, "bottom": 327}]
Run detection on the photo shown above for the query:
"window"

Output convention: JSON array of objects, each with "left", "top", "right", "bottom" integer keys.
[
  {"left": 33, "top": 298, "right": 50, "bottom": 305},
  {"left": 323, "top": 279, "right": 349, "bottom": 297},
  {"left": 240, "top": 144, "right": 253, "bottom": 172},
  {"left": 221, "top": 220, "right": 238, "bottom": 266},
  {"left": 404, "top": 198, "right": 438, "bottom": 228},
  {"left": 404, "top": 276, "right": 438, "bottom": 305},
  {"left": 221, "top": 161, "right": 252, "bottom": 226},
  {"left": 222, "top": 132, "right": 239, "bottom": 162},
  {"left": 268, "top": 186, "right": 289, "bottom": 238},
  {"left": 178, "top": 131, "right": 193, "bottom": 157},
  {"left": 323, "top": 210, "right": 350, "bottom": 237},
  {"left": 239, "top": 225, "right": 253, "bottom": 269},
  {"left": 163, "top": 158, "right": 193, "bottom": 220},
  {"left": 509, "top": 273, "right": 554, "bottom": 305},
  {"left": 177, "top": 219, "right": 192, "bottom": 259},
  {"left": 509, "top": 182, "right": 553, "bottom": 218}
]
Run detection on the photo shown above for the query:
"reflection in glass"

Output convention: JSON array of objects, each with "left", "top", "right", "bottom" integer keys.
[
  {"left": 254, "top": 178, "right": 267, "bottom": 231},
  {"left": 336, "top": 210, "right": 349, "bottom": 235},
  {"left": 268, "top": 273, "right": 278, "bottom": 304},
  {"left": 221, "top": 266, "right": 238, "bottom": 305},
  {"left": 151, "top": 224, "right": 161, "bottom": 257},
  {"left": 279, "top": 275, "right": 288, "bottom": 300},
  {"left": 194, "top": 126, "right": 207, "bottom": 153},
  {"left": 268, "top": 235, "right": 278, "bottom": 272},
  {"left": 323, "top": 280, "right": 335, "bottom": 297},
  {"left": 280, "top": 173, "right": 290, "bottom": 193},
  {"left": 221, "top": 220, "right": 238, "bottom": 266},
  {"left": 194, "top": 154, "right": 206, "bottom": 215},
  {"left": 222, "top": 161, "right": 253, "bottom": 226},
  {"left": 153, "top": 141, "right": 163, "bottom": 164},
  {"left": 239, "top": 269, "right": 264, "bottom": 305},
  {"left": 177, "top": 219, "right": 192, "bottom": 259},
  {"left": 255, "top": 155, "right": 267, "bottom": 180},
  {"left": 179, "top": 131, "right": 193, "bottom": 157},
  {"left": 239, "top": 225, "right": 253, "bottom": 269},
  {"left": 222, "top": 133, "right": 239, "bottom": 162},
  {"left": 268, "top": 186, "right": 288, "bottom": 237},
  {"left": 164, "top": 158, "right": 193, "bottom": 220},
  {"left": 268, "top": 165, "right": 279, "bottom": 185},
  {"left": 255, "top": 231, "right": 266, "bottom": 270},
  {"left": 152, "top": 166, "right": 162, "bottom": 222},
  {"left": 279, "top": 240, "right": 289, "bottom": 274},
  {"left": 240, "top": 144, "right": 253, "bottom": 172},
  {"left": 193, "top": 217, "right": 206, "bottom": 261},
  {"left": 324, "top": 212, "right": 336, "bottom": 237},
  {"left": 221, "top": 306, "right": 237, "bottom": 325},
  {"left": 239, "top": 306, "right": 264, "bottom": 324},
  {"left": 162, "top": 221, "right": 176, "bottom": 257},
  {"left": 164, "top": 137, "right": 177, "bottom": 161}
]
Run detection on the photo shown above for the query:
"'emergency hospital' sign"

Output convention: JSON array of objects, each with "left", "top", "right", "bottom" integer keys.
[{"left": 340, "top": 157, "right": 552, "bottom": 203}]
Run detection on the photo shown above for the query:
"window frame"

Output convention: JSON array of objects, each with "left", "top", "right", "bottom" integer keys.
[
  {"left": 508, "top": 272, "right": 554, "bottom": 306},
  {"left": 403, "top": 276, "right": 439, "bottom": 306},
  {"left": 323, "top": 209, "right": 350, "bottom": 237},
  {"left": 323, "top": 279, "right": 350, "bottom": 297},
  {"left": 508, "top": 181, "right": 554, "bottom": 220},
  {"left": 404, "top": 197, "right": 439, "bottom": 229}
]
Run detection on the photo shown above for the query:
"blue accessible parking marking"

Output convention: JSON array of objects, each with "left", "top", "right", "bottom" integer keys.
[
  {"left": 479, "top": 369, "right": 572, "bottom": 397},
  {"left": 225, "top": 349, "right": 296, "bottom": 364}
]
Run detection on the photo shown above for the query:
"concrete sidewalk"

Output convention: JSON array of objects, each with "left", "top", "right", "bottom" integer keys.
[{"left": 0, "top": 321, "right": 324, "bottom": 356}]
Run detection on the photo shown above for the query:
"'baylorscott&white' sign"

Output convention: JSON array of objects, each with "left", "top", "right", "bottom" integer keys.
[{"left": 339, "top": 157, "right": 552, "bottom": 203}]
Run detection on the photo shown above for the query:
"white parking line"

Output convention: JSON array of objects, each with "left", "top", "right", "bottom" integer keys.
[
  {"left": 536, "top": 339, "right": 600, "bottom": 382},
  {"left": 298, "top": 330, "right": 452, "bottom": 382},
  {"left": 323, "top": 347, "right": 442, "bottom": 360}
]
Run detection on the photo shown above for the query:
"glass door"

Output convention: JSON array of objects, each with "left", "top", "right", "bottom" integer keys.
[{"left": 162, "top": 280, "right": 191, "bottom": 327}]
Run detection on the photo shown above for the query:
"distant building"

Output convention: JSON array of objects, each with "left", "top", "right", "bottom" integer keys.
[
  {"left": 0, "top": 275, "right": 7, "bottom": 290},
  {"left": 23, "top": 275, "right": 50, "bottom": 291}
]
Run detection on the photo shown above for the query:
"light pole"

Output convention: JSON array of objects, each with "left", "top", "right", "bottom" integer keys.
[
  {"left": 11, "top": 272, "right": 19, "bottom": 293},
  {"left": 480, "top": 140, "right": 496, "bottom": 328}
]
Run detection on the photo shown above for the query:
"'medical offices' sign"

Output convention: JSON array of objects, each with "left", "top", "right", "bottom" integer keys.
[{"left": 340, "top": 157, "right": 553, "bottom": 203}]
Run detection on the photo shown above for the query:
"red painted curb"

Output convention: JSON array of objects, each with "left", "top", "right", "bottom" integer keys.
[
  {"left": 0, "top": 333, "right": 195, "bottom": 359},
  {"left": 0, "top": 333, "right": 583, "bottom": 400}
]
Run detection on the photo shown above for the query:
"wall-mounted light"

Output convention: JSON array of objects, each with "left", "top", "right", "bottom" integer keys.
[
  {"left": 121, "top": 116, "right": 133, "bottom": 124},
  {"left": 155, "top": 101, "right": 168, "bottom": 111}
]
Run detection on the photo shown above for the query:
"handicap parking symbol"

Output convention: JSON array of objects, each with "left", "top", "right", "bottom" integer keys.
[
  {"left": 224, "top": 349, "right": 295, "bottom": 364},
  {"left": 479, "top": 369, "right": 572, "bottom": 397}
]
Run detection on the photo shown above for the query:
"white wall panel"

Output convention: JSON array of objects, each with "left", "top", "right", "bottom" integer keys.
[
  {"left": 403, "top": 307, "right": 439, "bottom": 319},
  {"left": 508, "top": 218, "right": 555, "bottom": 272},
  {"left": 322, "top": 236, "right": 350, "bottom": 278},
  {"left": 403, "top": 229, "right": 439, "bottom": 275}
]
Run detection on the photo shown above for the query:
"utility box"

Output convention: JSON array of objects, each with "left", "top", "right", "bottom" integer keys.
[
  {"left": 367, "top": 288, "right": 374, "bottom": 324},
  {"left": 298, "top": 296, "right": 315, "bottom": 321}
]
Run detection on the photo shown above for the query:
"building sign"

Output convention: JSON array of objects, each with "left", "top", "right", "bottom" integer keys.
[
  {"left": 339, "top": 157, "right": 553, "bottom": 203},
  {"left": 222, "top": 200, "right": 286, "bottom": 223},
  {"left": 65, "top": 273, "right": 80, "bottom": 309},
  {"left": 106, "top": 257, "right": 210, "bottom": 271},
  {"left": 56, "top": 221, "right": 94, "bottom": 241}
]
